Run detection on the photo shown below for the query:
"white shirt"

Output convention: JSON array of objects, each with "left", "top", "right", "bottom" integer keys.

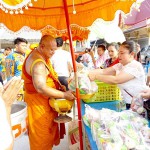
[
  {"left": 51, "top": 49, "right": 72, "bottom": 77},
  {"left": 113, "top": 60, "right": 148, "bottom": 104},
  {"left": 82, "top": 53, "right": 93, "bottom": 68},
  {"left": 0, "top": 98, "right": 13, "bottom": 149}
]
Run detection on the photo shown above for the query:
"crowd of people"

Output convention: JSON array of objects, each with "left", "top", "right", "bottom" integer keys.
[
  {"left": 88, "top": 41, "right": 148, "bottom": 108},
  {"left": 0, "top": 35, "right": 150, "bottom": 150}
]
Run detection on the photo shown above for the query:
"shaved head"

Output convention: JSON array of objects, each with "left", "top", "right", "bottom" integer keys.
[
  {"left": 38, "top": 35, "right": 57, "bottom": 59},
  {"left": 40, "top": 35, "right": 56, "bottom": 45}
]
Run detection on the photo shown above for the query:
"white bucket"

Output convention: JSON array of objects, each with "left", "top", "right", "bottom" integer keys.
[{"left": 11, "top": 101, "right": 27, "bottom": 139}]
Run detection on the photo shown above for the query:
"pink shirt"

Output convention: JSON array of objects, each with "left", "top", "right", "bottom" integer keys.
[
  {"left": 95, "top": 53, "right": 108, "bottom": 68},
  {"left": 82, "top": 53, "right": 91, "bottom": 63}
]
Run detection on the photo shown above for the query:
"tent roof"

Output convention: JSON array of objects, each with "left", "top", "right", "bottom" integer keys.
[
  {"left": 125, "top": 0, "right": 150, "bottom": 26},
  {"left": 0, "top": 0, "right": 136, "bottom": 31}
]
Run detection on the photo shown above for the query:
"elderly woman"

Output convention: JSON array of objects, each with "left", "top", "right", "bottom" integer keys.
[{"left": 89, "top": 40, "right": 148, "bottom": 109}]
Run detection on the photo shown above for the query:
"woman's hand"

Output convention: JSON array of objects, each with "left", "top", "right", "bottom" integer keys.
[
  {"left": 88, "top": 70, "right": 98, "bottom": 81},
  {"left": 1, "top": 77, "right": 24, "bottom": 107}
]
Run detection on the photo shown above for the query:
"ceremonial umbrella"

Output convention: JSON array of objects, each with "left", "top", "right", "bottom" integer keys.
[{"left": 0, "top": 0, "right": 141, "bottom": 149}]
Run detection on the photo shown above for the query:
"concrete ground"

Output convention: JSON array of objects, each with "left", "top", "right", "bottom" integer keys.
[{"left": 13, "top": 125, "right": 69, "bottom": 150}]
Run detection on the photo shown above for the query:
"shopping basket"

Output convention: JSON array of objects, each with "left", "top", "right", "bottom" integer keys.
[{"left": 81, "top": 81, "right": 121, "bottom": 103}]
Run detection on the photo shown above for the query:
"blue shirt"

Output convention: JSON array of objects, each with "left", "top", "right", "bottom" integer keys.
[{"left": 5, "top": 52, "right": 25, "bottom": 80}]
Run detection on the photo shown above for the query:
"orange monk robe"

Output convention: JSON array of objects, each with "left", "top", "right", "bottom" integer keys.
[{"left": 22, "top": 58, "right": 65, "bottom": 150}]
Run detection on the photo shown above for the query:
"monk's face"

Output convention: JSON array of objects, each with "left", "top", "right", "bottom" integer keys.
[{"left": 42, "top": 40, "right": 57, "bottom": 59}]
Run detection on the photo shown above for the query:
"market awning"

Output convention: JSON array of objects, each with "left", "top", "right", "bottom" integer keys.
[
  {"left": 124, "top": 0, "right": 150, "bottom": 30},
  {"left": 0, "top": 0, "right": 138, "bottom": 32}
]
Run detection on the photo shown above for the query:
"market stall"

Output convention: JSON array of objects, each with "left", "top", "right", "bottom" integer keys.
[
  {"left": 0, "top": 1, "right": 145, "bottom": 150},
  {"left": 81, "top": 101, "right": 150, "bottom": 150},
  {"left": 81, "top": 101, "right": 120, "bottom": 150}
]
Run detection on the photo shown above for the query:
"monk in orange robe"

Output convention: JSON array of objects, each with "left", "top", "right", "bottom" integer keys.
[{"left": 22, "top": 35, "right": 75, "bottom": 150}]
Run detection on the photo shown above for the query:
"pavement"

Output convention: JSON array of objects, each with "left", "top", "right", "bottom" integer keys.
[
  {"left": 13, "top": 105, "right": 78, "bottom": 150},
  {"left": 13, "top": 127, "right": 69, "bottom": 150}
]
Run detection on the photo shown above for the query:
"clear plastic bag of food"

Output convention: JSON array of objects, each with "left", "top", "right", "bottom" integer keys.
[
  {"left": 69, "top": 71, "right": 98, "bottom": 94},
  {"left": 131, "top": 94, "right": 147, "bottom": 118}
]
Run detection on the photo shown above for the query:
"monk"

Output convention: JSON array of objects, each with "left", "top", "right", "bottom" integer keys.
[{"left": 22, "top": 35, "right": 75, "bottom": 150}]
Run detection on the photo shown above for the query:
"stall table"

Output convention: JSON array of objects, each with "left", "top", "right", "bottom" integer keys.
[{"left": 81, "top": 100, "right": 150, "bottom": 150}]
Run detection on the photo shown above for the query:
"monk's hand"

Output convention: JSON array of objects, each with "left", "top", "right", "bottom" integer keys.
[
  {"left": 2, "top": 77, "right": 24, "bottom": 107},
  {"left": 64, "top": 91, "right": 76, "bottom": 101}
]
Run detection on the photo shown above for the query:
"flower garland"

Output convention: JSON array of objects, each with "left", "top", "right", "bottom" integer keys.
[{"left": 41, "top": 25, "right": 90, "bottom": 41}]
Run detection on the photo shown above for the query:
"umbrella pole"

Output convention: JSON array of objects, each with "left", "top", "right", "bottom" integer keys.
[{"left": 63, "top": 0, "right": 83, "bottom": 150}]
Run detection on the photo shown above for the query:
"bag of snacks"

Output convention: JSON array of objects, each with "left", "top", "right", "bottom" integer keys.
[
  {"left": 69, "top": 71, "right": 98, "bottom": 94},
  {"left": 131, "top": 94, "right": 147, "bottom": 118}
]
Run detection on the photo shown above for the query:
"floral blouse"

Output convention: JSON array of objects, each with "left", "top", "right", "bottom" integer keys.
[
  {"left": 5, "top": 52, "right": 25, "bottom": 80},
  {"left": 103, "top": 58, "right": 119, "bottom": 68}
]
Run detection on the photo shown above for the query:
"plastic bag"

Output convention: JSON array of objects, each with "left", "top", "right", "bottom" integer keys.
[
  {"left": 131, "top": 94, "right": 147, "bottom": 117},
  {"left": 69, "top": 71, "right": 98, "bottom": 94},
  {"left": 83, "top": 104, "right": 100, "bottom": 126}
]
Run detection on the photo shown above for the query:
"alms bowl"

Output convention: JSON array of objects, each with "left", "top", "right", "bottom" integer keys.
[{"left": 49, "top": 98, "right": 74, "bottom": 113}]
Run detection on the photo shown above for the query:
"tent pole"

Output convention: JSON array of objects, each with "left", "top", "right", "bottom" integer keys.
[{"left": 63, "top": 0, "right": 83, "bottom": 150}]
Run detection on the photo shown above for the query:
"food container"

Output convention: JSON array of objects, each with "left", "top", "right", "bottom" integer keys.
[{"left": 11, "top": 101, "right": 27, "bottom": 139}]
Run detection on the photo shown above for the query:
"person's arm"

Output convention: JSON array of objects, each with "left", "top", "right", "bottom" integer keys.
[
  {"left": 147, "top": 68, "right": 150, "bottom": 86},
  {"left": 89, "top": 51, "right": 96, "bottom": 67},
  {"left": 89, "top": 67, "right": 134, "bottom": 84},
  {"left": 94, "top": 71, "right": 134, "bottom": 84},
  {"left": 88, "top": 67, "right": 116, "bottom": 81},
  {"left": 0, "top": 98, "right": 13, "bottom": 150},
  {"left": 67, "top": 53, "right": 73, "bottom": 76},
  {"left": 0, "top": 77, "right": 24, "bottom": 150},
  {"left": 67, "top": 62, "right": 73, "bottom": 76},
  {"left": 147, "top": 76, "right": 150, "bottom": 86},
  {"left": 32, "top": 62, "right": 75, "bottom": 100},
  {"left": 139, "top": 52, "right": 142, "bottom": 63}
]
